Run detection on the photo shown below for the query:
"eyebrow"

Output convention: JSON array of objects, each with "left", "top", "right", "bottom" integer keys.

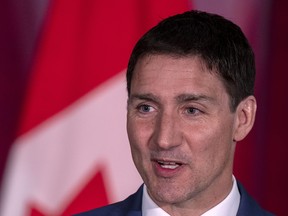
[
  {"left": 128, "top": 93, "right": 160, "bottom": 104},
  {"left": 128, "top": 93, "right": 214, "bottom": 104},
  {"left": 176, "top": 94, "right": 215, "bottom": 103}
]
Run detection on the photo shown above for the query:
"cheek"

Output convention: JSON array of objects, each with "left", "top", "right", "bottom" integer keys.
[
  {"left": 127, "top": 118, "right": 154, "bottom": 182},
  {"left": 188, "top": 123, "right": 234, "bottom": 165},
  {"left": 127, "top": 123, "right": 143, "bottom": 173},
  {"left": 127, "top": 115, "right": 155, "bottom": 146},
  {"left": 127, "top": 118, "right": 150, "bottom": 160},
  {"left": 127, "top": 120, "right": 142, "bottom": 146}
]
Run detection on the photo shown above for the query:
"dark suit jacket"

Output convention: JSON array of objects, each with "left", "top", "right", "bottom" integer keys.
[{"left": 75, "top": 182, "right": 274, "bottom": 216}]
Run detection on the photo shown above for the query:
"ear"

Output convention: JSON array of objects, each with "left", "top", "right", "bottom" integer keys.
[{"left": 233, "top": 96, "right": 257, "bottom": 142}]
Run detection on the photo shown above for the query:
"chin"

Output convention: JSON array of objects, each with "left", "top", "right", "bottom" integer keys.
[{"left": 148, "top": 181, "right": 191, "bottom": 204}]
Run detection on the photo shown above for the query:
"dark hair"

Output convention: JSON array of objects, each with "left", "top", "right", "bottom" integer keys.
[{"left": 126, "top": 10, "right": 255, "bottom": 111}]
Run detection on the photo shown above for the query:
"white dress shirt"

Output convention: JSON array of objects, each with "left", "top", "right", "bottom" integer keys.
[{"left": 142, "top": 176, "right": 240, "bottom": 216}]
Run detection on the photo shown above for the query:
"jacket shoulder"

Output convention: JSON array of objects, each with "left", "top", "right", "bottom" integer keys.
[
  {"left": 74, "top": 185, "right": 143, "bottom": 216},
  {"left": 237, "top": 182, "right": 275, "bottom": 216}
]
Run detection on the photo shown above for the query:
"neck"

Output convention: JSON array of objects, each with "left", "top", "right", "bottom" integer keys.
[{"left": 156, "top": 175, "right": 234, "bottom": 216}]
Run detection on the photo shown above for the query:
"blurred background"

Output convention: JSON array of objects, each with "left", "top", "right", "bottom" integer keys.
[{"left": 0, "top": 0, "right": 287, "bottom": 215}]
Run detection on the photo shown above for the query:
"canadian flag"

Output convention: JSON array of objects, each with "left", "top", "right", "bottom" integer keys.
[{"left": 0, "top": 1, "right": 190, "bottom": 215}]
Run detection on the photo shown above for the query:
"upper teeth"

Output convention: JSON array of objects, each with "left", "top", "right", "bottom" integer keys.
[{"left": 158, "top": 161, "right": 179, "bottom": 169}]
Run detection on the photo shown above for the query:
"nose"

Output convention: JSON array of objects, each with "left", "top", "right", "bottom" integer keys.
[{"left": 152, "top": 111, "right": 182, "bottom": 150}]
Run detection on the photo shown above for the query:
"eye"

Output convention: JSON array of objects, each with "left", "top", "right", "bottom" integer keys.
[
  {"left": 137, "top": 104, "right": 155, "bottom": 113},
  {"left": 186, "top": 107, "right": 201, "bottom": 115}
]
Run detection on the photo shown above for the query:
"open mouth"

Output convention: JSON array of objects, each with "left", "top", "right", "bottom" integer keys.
[{"left": 157, "top": 160, "right": 182, "bottom": 169}]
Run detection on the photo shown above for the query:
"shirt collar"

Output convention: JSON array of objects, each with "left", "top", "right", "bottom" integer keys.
[
  {"left": 142, "top": 176, "right": 240, "bottom": 216},
  {"left": 142, "top": 184, "right": 170, "bottom": 216}
]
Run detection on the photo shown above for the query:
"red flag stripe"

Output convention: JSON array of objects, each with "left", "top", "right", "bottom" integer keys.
[{"left": 19, "top": 0, "right": 190, "bottom": 136}]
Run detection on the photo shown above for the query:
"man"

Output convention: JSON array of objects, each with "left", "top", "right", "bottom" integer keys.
[{"left": 76, "top": 10, "right": 274, "bottom": 216}]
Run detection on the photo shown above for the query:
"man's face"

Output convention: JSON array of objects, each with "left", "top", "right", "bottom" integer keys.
[{"left": 127, "top": 54, "right": 239, "bottom": 210}]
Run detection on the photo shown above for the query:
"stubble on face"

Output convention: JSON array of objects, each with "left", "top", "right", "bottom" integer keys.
[{"left": 127, "top": 54, "right": 237, "bottom": 215}]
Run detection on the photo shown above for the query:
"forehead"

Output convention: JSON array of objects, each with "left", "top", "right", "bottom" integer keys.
[
  {"left": 131, "top": 54, "right": 226, "bottom": 96},
  {"left": 134, "top": 54, "right": 212, "bottom": 78}
]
